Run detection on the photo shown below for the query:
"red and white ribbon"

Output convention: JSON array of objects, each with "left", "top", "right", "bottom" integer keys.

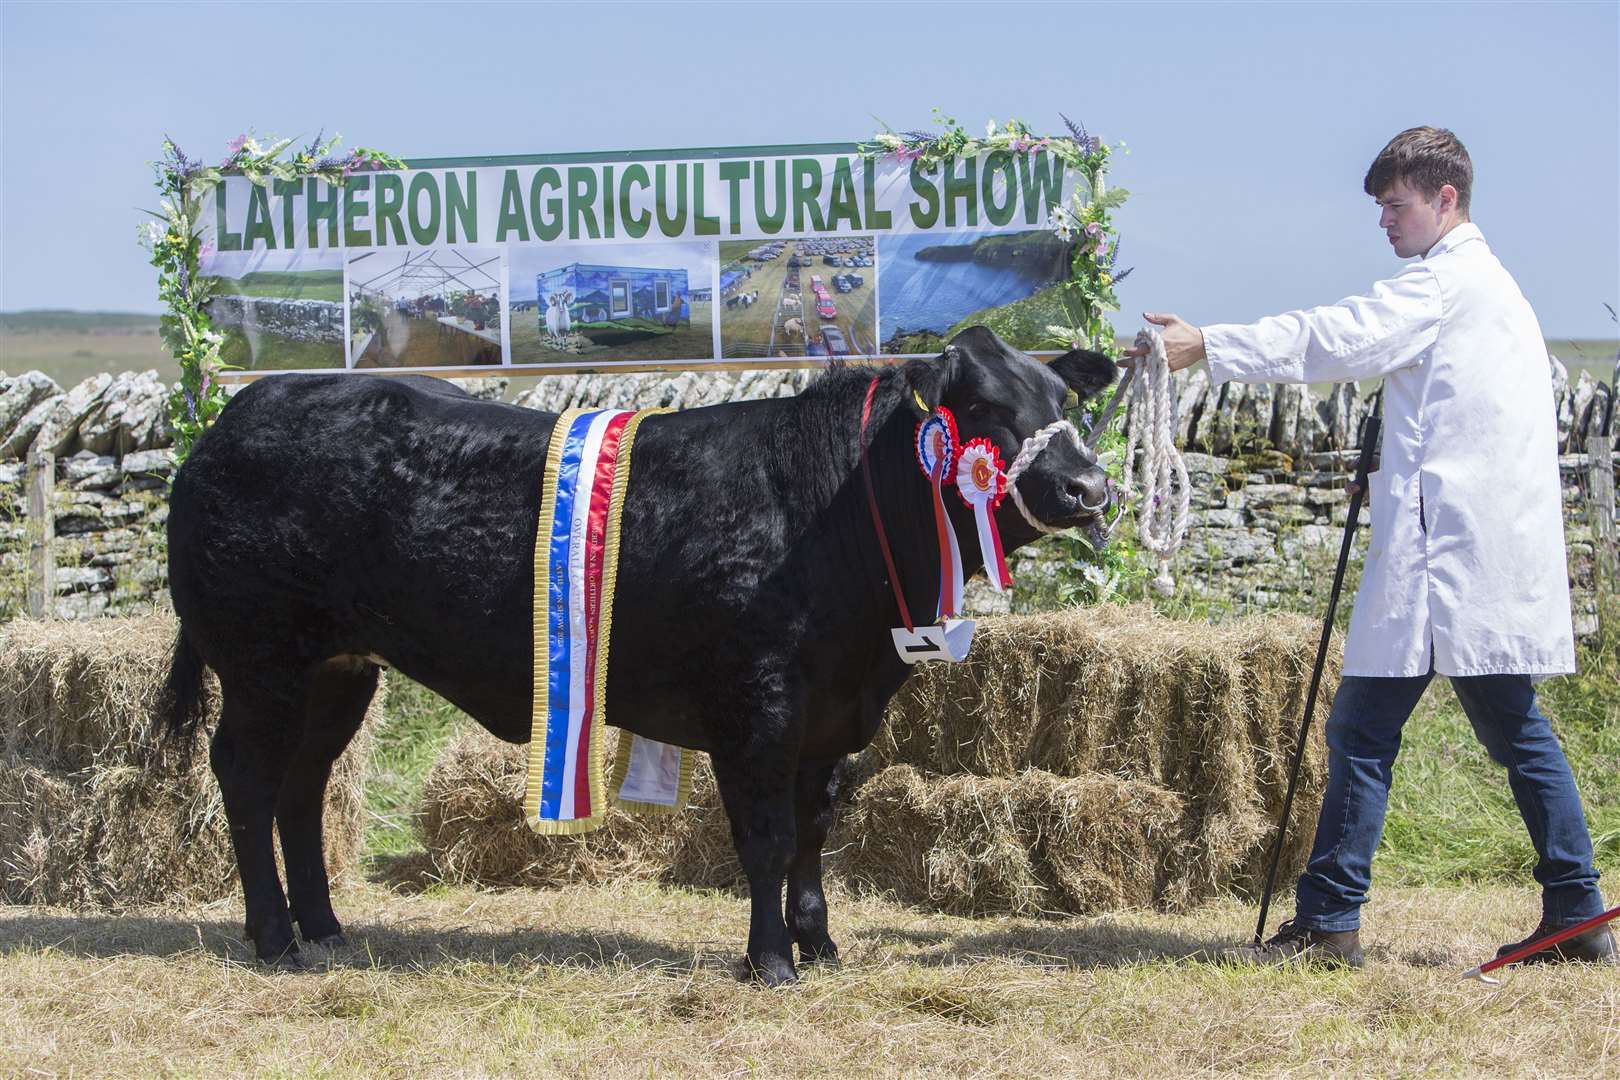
[{"left": 956, "top": 437, "right": 1012, "bottom": 592}]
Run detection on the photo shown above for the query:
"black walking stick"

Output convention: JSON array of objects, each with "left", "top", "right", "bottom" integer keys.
[{"left": 1252, "top": 392, "right": 1383, "bottom": 945}]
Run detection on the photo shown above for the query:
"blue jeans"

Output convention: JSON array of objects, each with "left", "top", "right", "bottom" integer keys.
[{"left": 1294, "top": 672, "right": 1605, "bottom": 932}]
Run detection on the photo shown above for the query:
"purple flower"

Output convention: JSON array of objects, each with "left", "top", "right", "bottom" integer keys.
[{"left": 183, "top": 389, "right": 197, "bottom": 422}]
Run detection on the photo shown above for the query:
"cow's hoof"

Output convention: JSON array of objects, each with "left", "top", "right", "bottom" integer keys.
[
  {"left": 262, "top": 946, "right": 308, "bottom": 971},
  {"left": 742, "top": 954, "right": 799, "bottom": 987},
  {"left": 305, "top": 932, "right": 349, "bottom": 951},
  {"left": 798, "top": 940, "right": 841, "bottom": 968}
]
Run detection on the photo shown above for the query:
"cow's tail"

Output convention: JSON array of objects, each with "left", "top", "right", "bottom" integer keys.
[{"left": 158, "top": 621, "right": 210, "bottom": 748}]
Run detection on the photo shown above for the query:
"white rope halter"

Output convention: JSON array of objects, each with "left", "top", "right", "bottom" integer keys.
[
  {"left": 1122, "top": 327, "right": 1191, "bottom": 595},
  {"left": 1004, "top": 417, "right": 1097, "bottom": 535}
]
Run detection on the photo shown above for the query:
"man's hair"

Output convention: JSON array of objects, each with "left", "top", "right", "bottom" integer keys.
[{"left": 1363, "top": 127, "right": 1473, "bottom": 215}]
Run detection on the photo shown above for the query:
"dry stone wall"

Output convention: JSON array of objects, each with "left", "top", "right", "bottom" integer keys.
[
  {"left": 205, "top": 296, "right": 344, "bottom": 345},
  {"left": 0, "top": 364, "right": 1612, "bottom": 632}
]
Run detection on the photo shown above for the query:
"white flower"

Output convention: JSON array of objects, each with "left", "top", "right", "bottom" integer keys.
[
  {"left": 137, "top": 221, "right": 166, "bottom": 251},
  {"left": 1082, "top": 563, "right": 1109, "bottom": 587},
  {"left": 986, "top": 119, "right": 997, "bottom": 137},
  {"left": 1048, "top": 200, "right": 1079, "bottom": 240}
]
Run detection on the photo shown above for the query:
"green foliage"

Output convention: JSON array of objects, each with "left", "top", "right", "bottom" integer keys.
[
  {"left": 144, "top": 132, "right": 401, "bottom": 464},
  {"left": 364, "top": 675, "right": 468, "bottom": 860},
  {"left": 1375, "top": 639, "right": 1620, "bottom": 885}
]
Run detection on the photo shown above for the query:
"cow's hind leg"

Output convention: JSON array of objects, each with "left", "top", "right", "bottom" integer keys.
[
  {"left": 210, "top": 679, "right": 299, "bottom": 966},
  {"left": 711, "top": 741, "right": 800, "bottom": 986},
  {"left": 278, "top": 657, "right": 378, "bottom": 950},
  {"left": 787, "top": 757, "right": 843, "bottom": 966}
]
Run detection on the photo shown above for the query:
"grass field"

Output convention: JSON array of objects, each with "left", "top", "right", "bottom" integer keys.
[
  {"left": 3, "top": 882, "right": 1614, "bottom": 1077},
  {"left": 0, "top": 312, "right": 177, "bottom": 386},
  {"left": 218, "top": 328, "right": 346, "bottom": 372},
  {"left": 206, "top": 269, "right": 344, "bottom": 302}
]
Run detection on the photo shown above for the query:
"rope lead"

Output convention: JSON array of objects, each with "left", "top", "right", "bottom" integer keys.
[{"left": 1122, "top": 328, "right": 1191, "bottom": 595}]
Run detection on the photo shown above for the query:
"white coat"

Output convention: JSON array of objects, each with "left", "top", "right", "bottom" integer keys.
[{"left": 1202, "top": 223, "right": 1575, "bottom": 678}]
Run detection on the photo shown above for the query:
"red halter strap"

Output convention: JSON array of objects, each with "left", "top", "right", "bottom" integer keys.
[{"left": 860, "top": 376, "right": 914, "bottom": 632}]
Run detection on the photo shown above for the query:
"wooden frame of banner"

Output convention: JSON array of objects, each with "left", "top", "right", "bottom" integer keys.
[{"left": 210, "top": 352, "right": 1071, "bottom": 383}]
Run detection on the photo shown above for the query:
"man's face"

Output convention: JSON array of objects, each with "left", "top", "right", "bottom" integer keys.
[{"left": 1375, "top": 177, "right": 1454, "bottom": 259}]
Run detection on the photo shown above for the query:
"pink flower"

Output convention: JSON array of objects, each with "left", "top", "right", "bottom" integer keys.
[
  {"left": 1084, "top": 222, "right": 1103, "bottom": 238},
  {"left": 226, "top": 134, "right": 249, "bottom": 156}
]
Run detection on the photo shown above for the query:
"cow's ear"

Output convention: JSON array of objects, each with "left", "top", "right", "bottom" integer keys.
[
  {"left": 902, "top": 344, "right": 957, "bottom": 417},
  {"left": 1049, "top": 347, "right": 1117, "bottom": 403}
]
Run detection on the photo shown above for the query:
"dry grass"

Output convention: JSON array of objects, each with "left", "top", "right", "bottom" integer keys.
[
  {"left": 0, "top": 617, "right": 377, "bottom": 907},
  {"left": 1, "top": 880, "right": 1613, "bottom": 1078}
]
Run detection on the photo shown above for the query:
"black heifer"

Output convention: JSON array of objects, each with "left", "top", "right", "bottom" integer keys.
[{"left": 162, "top": 326, "right": 1116, "bottom": 984}]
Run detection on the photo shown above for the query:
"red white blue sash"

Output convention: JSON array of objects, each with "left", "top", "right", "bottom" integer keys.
[{"left": 524, "top": 407, "right": 692, "bottom": 834}]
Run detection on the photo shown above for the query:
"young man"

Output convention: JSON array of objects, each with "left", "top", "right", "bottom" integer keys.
[{"left": 1129, "top": 127, "right": 1614, "bottom": 968}]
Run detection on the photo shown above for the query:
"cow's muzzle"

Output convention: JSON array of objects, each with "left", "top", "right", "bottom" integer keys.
[{"left": 1005, "top": 419, "right": 1123, "bottom": 543}]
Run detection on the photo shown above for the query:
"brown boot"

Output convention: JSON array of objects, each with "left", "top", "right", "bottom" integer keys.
[
  {"left": 1223, "top": 919, "right": 1364, "bottom": 969},
  {"left": 1496, "top": 920, "right": 1618, "bottom": 965}
]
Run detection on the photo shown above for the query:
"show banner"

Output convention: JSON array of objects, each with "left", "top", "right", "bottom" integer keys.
[{"left": 197, "top": 144, "right": 1087, "bottom": 375}]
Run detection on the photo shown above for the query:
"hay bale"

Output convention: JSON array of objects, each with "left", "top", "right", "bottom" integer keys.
[
  {"left": 416, "top": 609, "right": 1331, "bottom": 915},
  {"left": 0, "top": 616, "right": 206, "bottom": 771},
  {"left": 835, "top": 765, "right": 1186, "bottom": 916},
  {"left": 870, "top": 606, "right": 1333, "bottom": 907},
  {"left": 418, "top": 729, "right": 739, "bottom": 890},
  {"left": 0, "top": 616, "right": 377, "bottom": 908}
]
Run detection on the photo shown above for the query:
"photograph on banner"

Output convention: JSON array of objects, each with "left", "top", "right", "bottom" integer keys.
[
  {"left": 718, "top": 237, "right": 875, "bottom": 360},
  {"left": 878, "top": 229, "right": 1074, "bottom": 356},
  {"left": 507, "top": 241, "right": 715, "bottom": 365},
  {"left": 197, "top": 249, "right": 346, "bottom": 371},
  {"left": 344, "top": 248, "right": 505, "bottom": 368}
]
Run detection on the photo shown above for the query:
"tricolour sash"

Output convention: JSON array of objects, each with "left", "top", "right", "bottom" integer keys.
[{"left": 523, "top": 407, "right": 694, "bottom": 834}]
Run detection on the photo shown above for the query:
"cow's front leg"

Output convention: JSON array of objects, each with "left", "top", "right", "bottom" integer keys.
[
  {"left": 787, "top": 757, "right": 843, "bottom": 966},
  {"left": 711, "top": 746, "right": 799, "bottom": 986}
]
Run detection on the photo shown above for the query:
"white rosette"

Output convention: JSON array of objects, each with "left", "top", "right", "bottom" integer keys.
[{"left": 955, "top": 437, "right": 1012, "bottom": 592}]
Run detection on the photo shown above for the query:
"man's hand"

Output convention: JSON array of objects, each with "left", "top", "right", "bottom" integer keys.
[{"left": 1122, "top": 312, "right": 1207, "bottom": 372}]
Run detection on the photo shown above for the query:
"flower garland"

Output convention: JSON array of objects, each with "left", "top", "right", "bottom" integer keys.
[
  {"left": 865, "top": 112, "right": 1143, "bottom": 604},
  {"left": 141, "top": 132, "right": 402, "bottom": 463},
  {"left": 863, "top": 110, "right": 1132, "bottom": 355}
]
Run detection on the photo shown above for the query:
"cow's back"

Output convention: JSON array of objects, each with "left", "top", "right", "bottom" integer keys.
[{"left": 169, "top": 374, "right": 558, "bottom": 731}]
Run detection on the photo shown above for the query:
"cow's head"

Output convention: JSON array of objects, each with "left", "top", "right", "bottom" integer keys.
[{"left": 905, "top": 326, "right": 1117, "bottom": 541}]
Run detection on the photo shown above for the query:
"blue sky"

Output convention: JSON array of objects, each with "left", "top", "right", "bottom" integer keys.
[{"left": 2, "top": 0, "right": 1616, "bottom": 336}]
